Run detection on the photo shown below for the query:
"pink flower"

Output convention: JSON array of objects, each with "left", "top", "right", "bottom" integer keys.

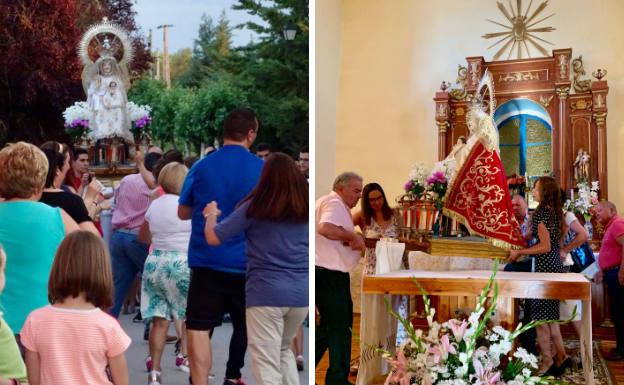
[
  {"left": 428, "top": 334, "right": 456, "bottom": 364},
  {"left": 471, "top": 359, "right": 502, "bottom": 385},
  {"left": 427, "top": 171, "right": 447, "bottom": 185},
  {"left": 384, "top": 348, "right": 414, "bottom": 385},
  {"left": 448, "top": 319, "right": 468, "bottom": 341}
]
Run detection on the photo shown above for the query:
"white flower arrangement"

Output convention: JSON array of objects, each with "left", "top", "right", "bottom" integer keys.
[
  {"left": 430, "top": 159, "right": 456, "bottom": 186},
  {"left": 379, "top": 262, "right": 573, "bottom": 385},
  {"left": 62, "top": 101, "right": 152, "bottom": 134},
  {"left": 564, "top": 181, "right": 599, "bottom": 221},
  {"left": 409, "top": 163, "right": 429, "bottom": 186},
  {"left": 62, "top": 101, "right": 90, "bottom": 129},
  {"left": 126, "top": 101, "right": 152, "bottom": 122},
  {"left": 405, "top": 163, "right": 430, "bottom": 197}
]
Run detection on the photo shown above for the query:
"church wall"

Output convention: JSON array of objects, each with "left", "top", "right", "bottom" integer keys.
[
  {"left": 317, "top": 0, "right": 624, "bottom": 209},
  {"left": 315, "top": 0, "right": 343, "bottom": 198}
]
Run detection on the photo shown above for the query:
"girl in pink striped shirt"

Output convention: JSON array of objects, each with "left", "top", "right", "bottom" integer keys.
[{"left": 20, "top": 231, "right": 131, "bottom": 385}]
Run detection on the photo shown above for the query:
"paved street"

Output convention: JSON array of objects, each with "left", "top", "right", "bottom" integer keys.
[{"left": 119, "top": 312, "right": 309, "bottom": 385}]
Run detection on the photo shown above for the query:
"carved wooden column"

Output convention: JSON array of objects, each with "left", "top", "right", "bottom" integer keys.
[
  {"left": 434, "top": 91, "right": 450, "bottom": 160},
  {"left": 553, "top": 49, "right": 572, "bottom": 186},
  {"left": 554, "top": 86, "right": 570, "bottom": 184},
  {"left": 592, "top": 80, "right": 609, "bottom": 200}
]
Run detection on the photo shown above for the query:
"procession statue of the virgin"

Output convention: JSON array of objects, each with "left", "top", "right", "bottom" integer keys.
[
  {"left": 442, "top": 70, "right": 525, "bottom": 250},
  {"left": 78, "top": 18, "right": 134, "bottom": 144}
]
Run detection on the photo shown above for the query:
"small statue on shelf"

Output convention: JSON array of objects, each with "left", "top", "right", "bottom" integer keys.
[{"left": 573, "top": 148, "right": 590, "bottom": 182}]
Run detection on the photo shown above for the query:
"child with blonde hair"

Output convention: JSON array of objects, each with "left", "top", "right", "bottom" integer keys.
[
  {"left": 0, "top": 246, "right": 28, "bottom": 385},
  {"left": 20, "top": 231, "right": 131, "bottom": 385}
]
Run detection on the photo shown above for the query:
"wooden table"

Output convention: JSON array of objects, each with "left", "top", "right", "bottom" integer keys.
[{"left": 357, "top": 270, "right": 593, "bottom": 385}]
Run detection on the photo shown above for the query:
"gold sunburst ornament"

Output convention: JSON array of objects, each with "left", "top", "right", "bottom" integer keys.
[{"left": 482, "top": 0, "right": 555, "bottom": 61}]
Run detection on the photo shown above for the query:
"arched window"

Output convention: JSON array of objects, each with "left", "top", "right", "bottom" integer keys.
[{"left": 494, "top": 99, "right": 552, "bottom": 177}]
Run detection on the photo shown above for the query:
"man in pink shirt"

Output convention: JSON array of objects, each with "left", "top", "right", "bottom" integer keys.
[
  {"left": 315, "top": 172, "right": 365, "bottom": 385},
  {"left": 594, "top": 201, "right": 624, "bottom": 360},
  {"left": 110, "top": 150, "right": 162, "bottom": 317}
]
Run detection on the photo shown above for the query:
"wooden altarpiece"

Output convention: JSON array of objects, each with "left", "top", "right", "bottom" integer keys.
[
  {"left": 434, "top": 49, "right": 609, "bottom": 200},
  {"left": 428, "top": 50, "right": 614, "bottom": 330}
]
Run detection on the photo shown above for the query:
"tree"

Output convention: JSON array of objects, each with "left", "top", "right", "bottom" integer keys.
[
  {"left": 170, "top": 48, "right": 193, "bottom": 83},
  {"left": 232, "top": 0, "right": 309, "bottom": 154},
  {"left": 188, "top": 80, "right": 248, "bottom": 149},
  {"left": 178, "top": 11, "right": 237, "bottom": 88},
  {"left": 0, "top": 0, "right": 151, "bottom": 145},
  {"left": 150, "top": 87, "right": 187, "bottom": 146},
  {"left": 128, "top": 78, "right": 166, "bottom": 108},
  {"left": 0, "top": 0, "right": 91, "bottom": 144}
]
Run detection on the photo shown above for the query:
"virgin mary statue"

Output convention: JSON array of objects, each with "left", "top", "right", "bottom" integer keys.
[
  {"left": 442, "top": 70, "right": 524, "bottom": 250},
  {"left": 79, "top": 20, "right": 134, "bottom": 143}
]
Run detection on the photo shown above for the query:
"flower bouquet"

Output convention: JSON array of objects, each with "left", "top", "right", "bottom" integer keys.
[
  {"left": 564, "top": 181, "right": 599, "bottom": 223},
  {"left": 404, "top": 163, "right": 429, "bottom": 198},
  {"left": 62, "top": 101, "right": 91, "bottom": 142},
  {"left": 379, "top": 262, "right": 573, "bottom": 385},
  {"left": 127, "top": 101, "right": 152, "bottom": 139}
]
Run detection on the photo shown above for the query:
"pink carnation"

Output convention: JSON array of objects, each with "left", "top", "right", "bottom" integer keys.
[{"left": 427, "top": 171, "right": 446, "bottom": 185}]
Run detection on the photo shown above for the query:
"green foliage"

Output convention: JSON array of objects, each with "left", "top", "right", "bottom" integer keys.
[
  {"left": 189, "top": 81, "right": 248, "bottom": 147},
  {"left": 170, "top": 48, "right": 193, "bottom": 83},
  {"left": 178, "top": 11, "right": 238, "bottom": 88},
  {"left": 232, "top": 0, "right": 309, "bottom": 154},
  {"left": 128, "top": 78, "right": 166, "bottom": 107},
  {"left": 151, "top": 87, "right": 188, "bottom": 146},
  {"left": 123, "top": 2, "right": 307, "bottom": 156}
]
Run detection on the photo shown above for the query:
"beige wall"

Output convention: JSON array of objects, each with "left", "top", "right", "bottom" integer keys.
[
  {"left": 315, "top": 0, "right": 343, "bottom": 198},
  {"left": 317, "top": 0, "right": 624, "bottom": 209}
]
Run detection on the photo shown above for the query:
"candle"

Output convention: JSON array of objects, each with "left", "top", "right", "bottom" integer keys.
[{"left": 570, "top": 189, "right": 574, "bottom": 200}]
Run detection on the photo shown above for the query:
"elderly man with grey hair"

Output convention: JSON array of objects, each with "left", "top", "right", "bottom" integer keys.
[
  {"left": 315, "top": 172, "right": 366, "bottom": 385},
  {"left": 594, "top": 201, "right": 624, "bottom": 360}
]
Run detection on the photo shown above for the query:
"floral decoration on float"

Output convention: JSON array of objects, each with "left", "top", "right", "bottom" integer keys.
[{"left": 378, "top": 262, "right": 575, "bottom": 385}]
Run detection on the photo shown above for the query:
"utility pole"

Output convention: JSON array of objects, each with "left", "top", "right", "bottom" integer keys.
[
  {"left": 147, "top": 28, "right": 155, "bottom": 79},
  {"left": 155, "top": 51, "right": 161, "bottom": 81},
  {"left": 157, "top": 24, "right": 174, "bottom": 88}
]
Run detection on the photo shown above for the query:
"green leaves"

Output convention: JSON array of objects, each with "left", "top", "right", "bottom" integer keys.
[{"left": 128, "top": 1, "right": 308, "bottom": 155}]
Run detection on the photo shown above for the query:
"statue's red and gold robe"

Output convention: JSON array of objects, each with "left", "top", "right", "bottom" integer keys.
[{"left": 443, "top": 139, "right": 524, "bottom": 249}]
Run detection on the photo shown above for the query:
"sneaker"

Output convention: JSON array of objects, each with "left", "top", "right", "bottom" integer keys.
[
  {"left": 223, "top": 378, "right": 246, "bottom": 385},
  {"left": 176, "top": 353, "right": 190, "bottom": 373},
  {"left": 174, "top": 339, "right": 181, "bottom": 355},
  {"left": 148, "top": 370, "right": 162, "bottom": 385},
  {"left": 145, "top": 356, "right": 153, "bottom": 372},
  {"left": 133, "top": 311, "right": 143, "bottom": 323},
  {"left": 296, "top": 355, "right": 304, "bottom": 371}
]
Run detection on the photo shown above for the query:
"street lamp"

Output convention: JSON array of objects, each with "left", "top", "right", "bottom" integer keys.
[{"left": 283, "top": 20, "right": 297, "bottom": 40}]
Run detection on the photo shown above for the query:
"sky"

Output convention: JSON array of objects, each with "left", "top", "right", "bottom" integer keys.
[{"left": 134, "top": 0, "right": 263, "bottom": 53}]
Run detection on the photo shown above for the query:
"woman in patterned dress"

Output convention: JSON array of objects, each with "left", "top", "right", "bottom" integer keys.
[
  {"left": 509, "top": 176, "right": 568, "bottom": 375},
  {"left": 353, "top": 183, "right": 400, "bottom": 274},
  {"left": 138, "top": 162, "right": 192, "bottom": 384},
  {"left": 352, "top": 183, "right": 407, "bottom": 375}
]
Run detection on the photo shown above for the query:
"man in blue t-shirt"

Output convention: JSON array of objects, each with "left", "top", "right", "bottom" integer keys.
[{"left": 178, "top": 108, "right": 263, "bottom": 385}]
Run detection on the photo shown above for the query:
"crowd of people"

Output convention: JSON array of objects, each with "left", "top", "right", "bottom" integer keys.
[
  {"left": 0, "top": 107, "right": 310, "bottom": 385},
  {"left": 315, "top": 172, "right": 624, "bottom": 385}
]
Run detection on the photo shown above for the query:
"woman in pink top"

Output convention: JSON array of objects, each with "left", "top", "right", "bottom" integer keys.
[{"left": 20, "top": 231, "right": 131, "bottom": 385}]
